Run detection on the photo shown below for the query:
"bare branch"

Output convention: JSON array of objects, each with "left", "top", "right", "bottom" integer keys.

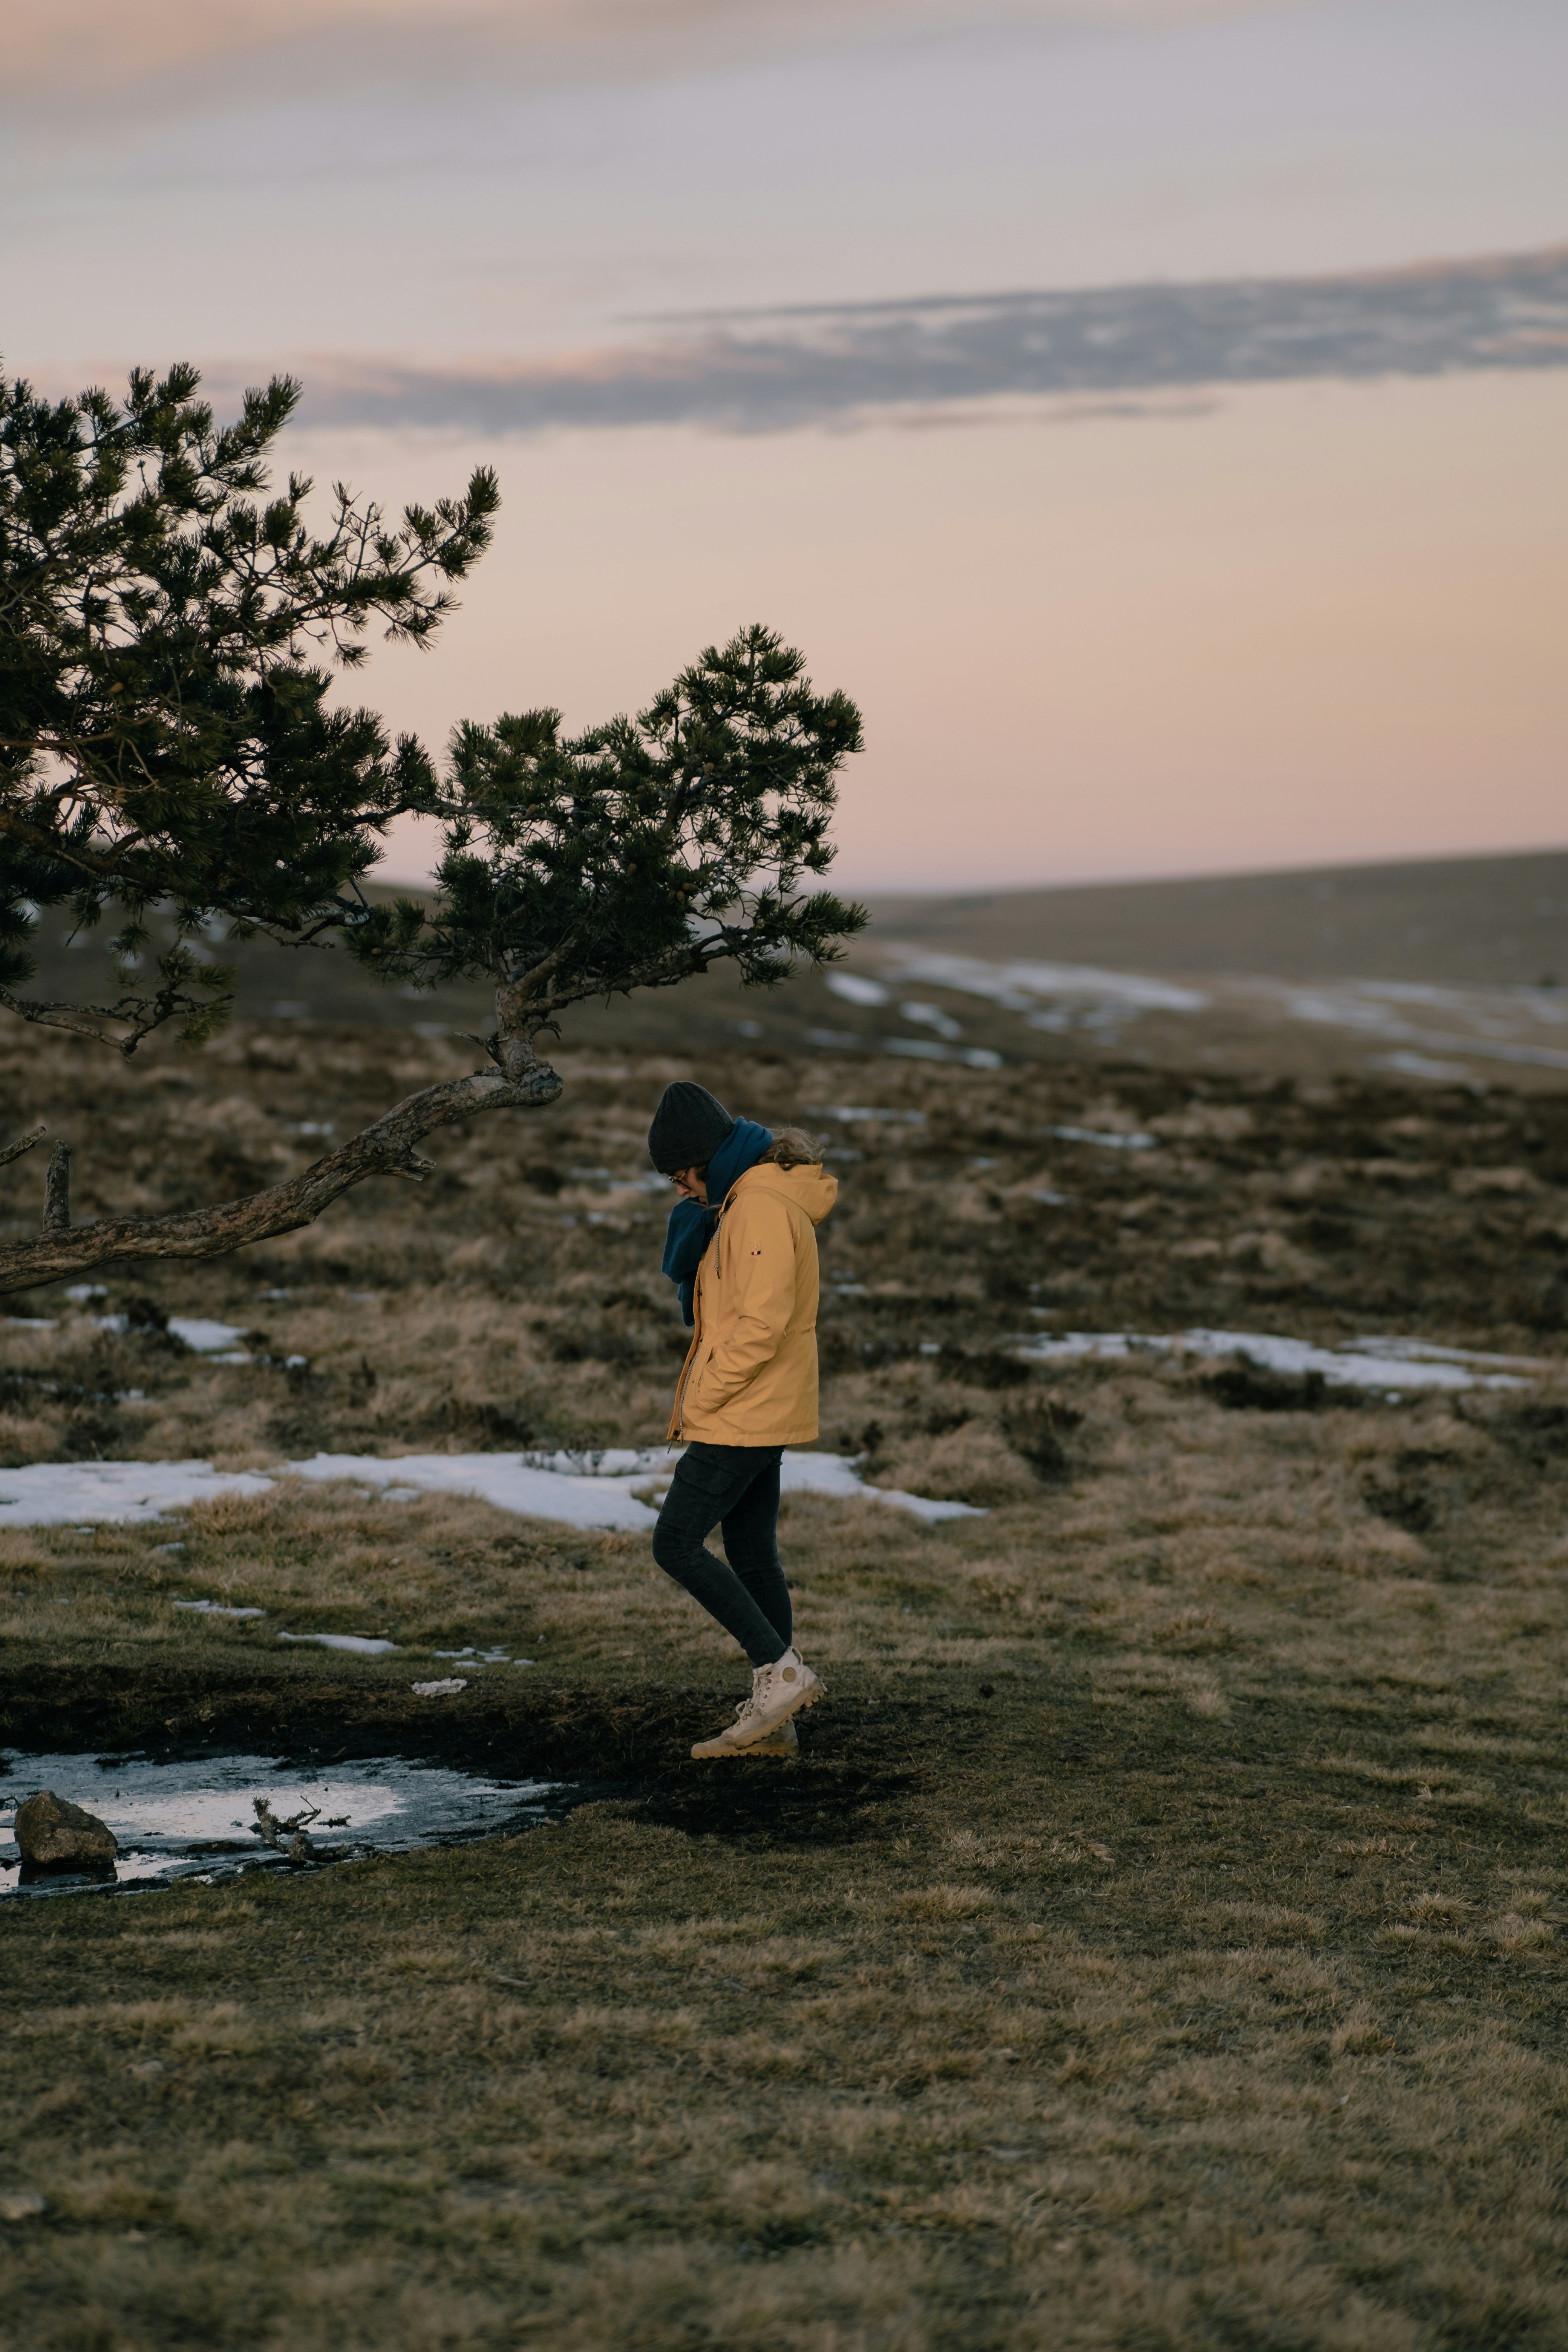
[
  {"left": 0, "top": 987, "right": 126, "bottom": 1049},
  {"left": 0, "top": 1123, "right": 46, "bottom": 1170},
  {"left": 0, "top": 1057, "right": 562, "bottom": 1294},
  {"left": 42, "top": 1142, "right": 70, "bottom": 1232},
  {"left": 0, "top": 981, "right": 234, "bottom": 1058}
]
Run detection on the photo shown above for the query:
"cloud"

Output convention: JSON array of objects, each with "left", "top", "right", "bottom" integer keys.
[
  {"left": 283, "top": 245, "right": 1568, "bottom": 438},
  {"left": 5, "top": 0, "right": 1293, "bottom": 113}
]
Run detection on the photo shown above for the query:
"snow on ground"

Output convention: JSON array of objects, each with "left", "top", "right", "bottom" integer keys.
[
  {"left": 0, "top": 1331, "right": 1547, "bottom": 1535},
  {"left": 1050, "top": 1125, "right": 1158, "bottom": 1152},
  {"left": 0, "top": 1461, "right": 273, "bottom": 1527},
  {"left": 165, "top": 1318, "right": 252, "bottom": 1356},
  {"left": 857, "top": 948, "right": 1568, "bottom": 1073},
  {"left": 277, "top": 1631, "right": 400, "bottom": 1656},
  {"left": 8, "top": 1311, "right": 254, "bottom": 1360},
  {"left": 881, "top": 953, "right": 1210, "bottom": 1015},
  {"left": 0, "top": 1449, "right": 982, "bottom": 1532},
  {"left": 285, "top": 1448, "right": 985, "bottom": 1528},
  {"left": 1015, "top": 1329, "right": 1544, "bottom": 1392}
]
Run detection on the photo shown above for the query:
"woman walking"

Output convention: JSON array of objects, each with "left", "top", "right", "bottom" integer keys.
[{"left": 648, "top": 1081, "right": 834, "bottom": 1759}]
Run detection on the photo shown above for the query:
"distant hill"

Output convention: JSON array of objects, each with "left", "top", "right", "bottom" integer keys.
[
  {"left": 18, "top": 850, "right": 1568, "bottom": 1092},
  {"left": 862, "top": 850, "right": 1568, "bottom": 989}
]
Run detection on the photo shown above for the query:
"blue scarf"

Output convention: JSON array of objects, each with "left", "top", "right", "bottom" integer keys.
[{"left": 661, "top": 1117, "right": 773, "bottom": 1328}]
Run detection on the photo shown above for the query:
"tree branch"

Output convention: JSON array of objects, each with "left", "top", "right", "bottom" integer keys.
[
  {"left": 0, "top": 1123, "right": 46, "bottom": 1170},
  {"left": 42, "top": 1141, "right": 70, "bottom": 1231},
  {"left": 0, "top": 1057, "right": 562, "bottom": 1294}
]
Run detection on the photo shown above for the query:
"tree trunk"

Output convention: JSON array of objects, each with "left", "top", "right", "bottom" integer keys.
[{"left": 0, "top": 1056, "right": 563, "bottom": 1295}]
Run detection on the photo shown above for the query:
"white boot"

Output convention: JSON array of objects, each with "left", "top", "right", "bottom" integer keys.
[
  {"left": 724, "top": 1648, "right": 824, "bottom": 1750},
  {"left": 691, "top": 1706, "right": 799, "bottom": 1761}
]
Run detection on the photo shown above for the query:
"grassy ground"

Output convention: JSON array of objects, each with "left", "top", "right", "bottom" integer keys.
[{"left": 3, "top": 1029, "right": 1568, "bottom": 2347}]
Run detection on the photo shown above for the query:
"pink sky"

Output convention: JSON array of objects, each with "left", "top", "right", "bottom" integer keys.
[
  {"left": 5, "top": 0, "right": 1565, "bottom": 891},
  {"left": 308, "top": 368, "right": 1564, "bottom": 893}
]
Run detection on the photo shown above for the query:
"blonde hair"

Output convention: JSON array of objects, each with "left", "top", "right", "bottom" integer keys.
[{"left": 760, "top": 1125, "right": 825, "bottom": 1169}]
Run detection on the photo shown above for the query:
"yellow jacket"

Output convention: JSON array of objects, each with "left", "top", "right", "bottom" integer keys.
[{"left": 667, "top": 1159, "right": 838, "bottom": 1446}]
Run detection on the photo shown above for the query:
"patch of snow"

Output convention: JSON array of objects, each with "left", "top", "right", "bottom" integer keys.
[
  {"left": 286, "top": 1447, "right": 986, "bottom": 1528},
  {"left": 277, "top": 1631, "right": 399, "bottom": 1655},
  {"left": 804, "top": 1106, "right": 926, "bottom": 1124},
  {"left": 1276, "top": 984, "right": 1568, "bottom": 1073},
  {"left": 412, "top": 1680, "right": 468, "bottom": 1697},
  {"left": 901, "top": 1001, "right": 964, "bottom": 1040},
  {"left": 778, "top": 1449, "right": 985, "bottom": 1524},
  {"left": 519, "top": 1446, "right": 671, "bottom": 1477},
  {"left": 885, "top": 952, "right": 1209, "bottom": 1014},
  {"left": 1013, "top": 1329, "right": 1536, "bottom": 1392},
  {"left": 1351, "top": 1336, "right": 1551, "bottom": 1373},
  {"left": 0, "top": 1461, "right": 272, "bottom": 1528},
  {"left": 1369, "top": 1052, "right": 1473, "bottom": 1083},
  {"left": 173, "top": 1600, "right": 265, "bottom": 1618},
  {"left": 1052, "top": 1125, "right": 1159, "bottom": 1152},
  {"left": 168, "top": 1318, "right": 250, "bottom": 1355},
  {"left": 285, "top": 1449, "right": 665, "bottom": 1531},
  {"left": 90, "top": 1313, "right": 251, "bottom": 1355},
  {"left": 432, "top": 1647, "right": 530, "bottom": 1665},
  {"left": 824, "top": 972, "right": 890, "bottom": 1007},
  {"left": 5, "top": 1318, "right": 55, "bottom": 1330},
  {"left": 883, "top": 1038, "right": 1003, "bottom": 1069},
  {"left": 0, "top": 1442, "right": 992, "bottom": 1537}
]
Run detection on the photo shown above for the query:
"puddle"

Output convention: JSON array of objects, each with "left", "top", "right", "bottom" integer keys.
[{"left": 0, "top": 1749, "right": 559, "bottom": 1900}]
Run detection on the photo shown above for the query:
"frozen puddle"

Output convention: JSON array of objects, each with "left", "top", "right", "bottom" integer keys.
[
  {"left": 0, "top": 1750, "right": 557, "bottom": 1900},
  {"left": 1015, "top": 1329, "right": 1546, "bottom": 1393}
]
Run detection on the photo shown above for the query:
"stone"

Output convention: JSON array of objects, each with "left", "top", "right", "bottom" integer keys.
[{"left": 14, "top": 1788, "right": 118, "bottom": 1872}]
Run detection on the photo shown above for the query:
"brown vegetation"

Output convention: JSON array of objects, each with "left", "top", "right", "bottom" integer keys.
[{"left": 2, "top": 1024, "right": 1567, "bottom": 2347}]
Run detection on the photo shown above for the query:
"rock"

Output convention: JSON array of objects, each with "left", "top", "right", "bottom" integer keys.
[{"left": 14, "top": 1789, "right": 118, "bottom": 1872}]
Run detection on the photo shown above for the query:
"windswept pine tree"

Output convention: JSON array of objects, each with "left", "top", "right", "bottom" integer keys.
[{"left": 0, "top": 364, "right": 865, "bottom": 1290}]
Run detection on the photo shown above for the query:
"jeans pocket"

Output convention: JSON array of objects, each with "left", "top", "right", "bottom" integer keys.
[{"left": 674, "top": 1451, "right": 742, "bottom": 1502}]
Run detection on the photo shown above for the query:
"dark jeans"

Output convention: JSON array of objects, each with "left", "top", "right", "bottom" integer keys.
[{"left": 651, "top": 1442, "right": 792, "bottom": 1666}]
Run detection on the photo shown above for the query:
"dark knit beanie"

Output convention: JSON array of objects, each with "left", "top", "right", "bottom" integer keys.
[{"left": 648, "top": 1082, "right": 736, "bottom": 1174}]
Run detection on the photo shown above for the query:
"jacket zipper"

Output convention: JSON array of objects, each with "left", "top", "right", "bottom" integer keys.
[
  {"left": 671, "top": 1182, "right": 739, "bottom": 1438},
  {"left": 672, "top": 1318, "right": 700, "bottom": 1439}
]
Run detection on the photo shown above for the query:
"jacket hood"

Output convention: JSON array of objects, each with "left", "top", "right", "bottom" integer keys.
[{"left": 729, "top": 1160, "right": 838, "bottom": 1227}]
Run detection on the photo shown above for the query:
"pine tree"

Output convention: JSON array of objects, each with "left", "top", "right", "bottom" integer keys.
[{"left": 0, "top": 364, "right": 865, "bottom": 1290}]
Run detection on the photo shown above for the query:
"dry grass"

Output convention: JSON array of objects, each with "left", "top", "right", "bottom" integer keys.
[{"left": 2, "top": 1029, "right": 1568, "bottom": 2346}]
